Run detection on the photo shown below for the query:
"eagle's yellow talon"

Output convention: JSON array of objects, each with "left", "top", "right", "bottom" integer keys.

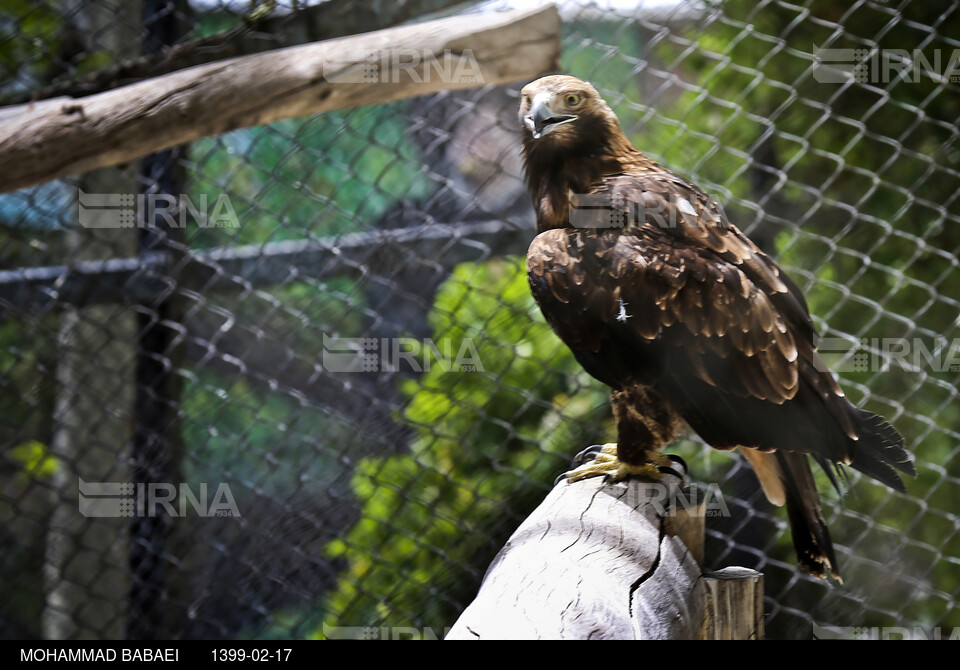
[{"left": 563, "top": 443, "right": 673, "bottom": 483}]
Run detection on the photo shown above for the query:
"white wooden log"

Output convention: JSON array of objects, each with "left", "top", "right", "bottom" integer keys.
[
  {"left": 446, "top": 464, "right": 765, "bottom": 640},
  {"left": 446, "top": 470, "right": 710, "bottom": 640},
  {"left": 0, "top": 5, "right": 561, "bottom": 193}
]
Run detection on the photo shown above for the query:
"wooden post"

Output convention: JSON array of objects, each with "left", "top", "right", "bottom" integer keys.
[
  {"left": 446, "top": 465, "right": 764, "bottom": 640},
  {"left": 41, "top": 0, "right": 142, "bottom": 641},
  {"left": 701, "top": 567, "right": 764, "bottom": 640}
]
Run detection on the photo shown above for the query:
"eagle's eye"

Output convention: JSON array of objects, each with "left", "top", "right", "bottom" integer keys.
[{"left": 564, "top": 93, "right": 581, "bottom": 107}]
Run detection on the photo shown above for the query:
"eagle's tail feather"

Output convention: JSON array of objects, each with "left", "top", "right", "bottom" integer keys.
[
  {"left": 849, "top": 409, "right": 916, "bottom": 493},
  {"left": 776, "top": 451, "right": 842, "bottom": 582},
  {"left": 813, "top": 454, "right": 846, "bottom": 498}
]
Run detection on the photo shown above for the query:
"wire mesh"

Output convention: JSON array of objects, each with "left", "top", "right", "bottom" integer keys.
[{"left": 0, "top": 0, "right": 958, "bottom": 640}]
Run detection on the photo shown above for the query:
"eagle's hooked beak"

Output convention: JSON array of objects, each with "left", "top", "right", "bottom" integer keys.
[{"left": 524, "top": 95, "right": 577, "bottom": 139}]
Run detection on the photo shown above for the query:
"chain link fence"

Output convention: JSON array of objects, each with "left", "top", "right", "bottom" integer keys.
[{"left": 1, "top": 0, "right": 958, "bottom": 640}]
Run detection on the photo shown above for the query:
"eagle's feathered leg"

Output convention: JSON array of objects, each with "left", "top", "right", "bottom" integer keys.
[{"left": 564, "top": 387, "right": 683, "bottom": 483}]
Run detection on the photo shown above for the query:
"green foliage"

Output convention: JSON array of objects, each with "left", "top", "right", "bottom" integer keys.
[
  {"left": 181, "top": 372, "right": 353, "bottom": 496},
  {"left": 0, "top": 0, "right": 113, "bottom": 104},
  {"left": 185, "top": 107, "right": 433, "bottom": 250},
  {"left": 7, "top": 440, "right": 58, "bottom": 480},
  {"left": 317, "top": 258, "right": 609, "bottom": 632}
]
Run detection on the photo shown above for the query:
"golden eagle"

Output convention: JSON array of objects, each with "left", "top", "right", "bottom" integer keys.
[{"left": 518, "top": 75, "right": 915, "bottom": 581}]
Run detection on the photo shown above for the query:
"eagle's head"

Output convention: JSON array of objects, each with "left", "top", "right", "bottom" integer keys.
[
  {"left": 518, "top": 75, "right": 621, "bottom": 146},
  {"left": 517, "top": 75, "right": 639, "bottom": 222}
]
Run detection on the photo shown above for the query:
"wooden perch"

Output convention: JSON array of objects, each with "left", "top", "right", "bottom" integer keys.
[
  {"left": 0, "top": 5, "right": 561, "bottom": 193},
  {"left": 446, "top": 467, "right": 764, "bottom": 640}
]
